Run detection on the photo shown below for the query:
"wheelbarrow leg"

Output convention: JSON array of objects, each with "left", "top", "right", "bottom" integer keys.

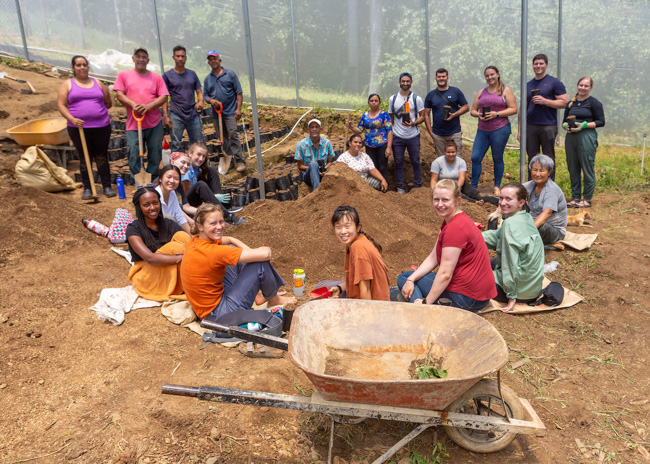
[
  {"left": 373, "top": 423, "right": 433, "bottom": 464},
  {"left": 328, "top": 417, "right": 335, "bottom": 464}
]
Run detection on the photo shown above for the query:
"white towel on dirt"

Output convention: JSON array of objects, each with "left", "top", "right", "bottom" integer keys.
[{"left": 90, "top": 286, "right": 161, "bottom": 325}]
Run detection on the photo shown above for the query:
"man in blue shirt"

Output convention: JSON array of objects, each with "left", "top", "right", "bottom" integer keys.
[
  {"left": 203, "top": 50, "right": 246, "bottom": 173},
  {"left": 294, "top": 119, "right": 334, "bottom": 190},
  {"left": 423, "top": 68, "right": 469, "bottom": 158},
  {"left": 518, "top": 53, "right": 568, "bottom": 179},
  {"left": 163, "top": 45, "right": 204, "bottom": 153}
]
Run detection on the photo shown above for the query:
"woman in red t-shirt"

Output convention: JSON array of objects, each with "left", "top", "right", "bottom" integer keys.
[
  {"left": 180, "top": 204, "right": 295, "bottom": 322},
  {"left": 328, "top": 206, "right": 390, "bottom": 301},
  {"left": 398, "top": 179, "right": 496, "bottom": 311}
]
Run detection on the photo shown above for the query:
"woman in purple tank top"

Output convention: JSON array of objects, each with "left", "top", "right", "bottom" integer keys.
[
  {"left": 469, "top": 66, "right": 517, "bottom": 196},
  {"left": 57, "top": 55, "right": 115, "bottom": 199}
]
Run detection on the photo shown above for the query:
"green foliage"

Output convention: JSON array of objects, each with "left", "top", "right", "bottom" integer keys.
[
  {"left": 410, "top": 441, "right": 448, "bottom": 464},
  {"left": 416, "top": 366, "right": 448, "bottom": 379}
]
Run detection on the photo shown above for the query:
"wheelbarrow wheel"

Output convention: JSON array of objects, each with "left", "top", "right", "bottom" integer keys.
[{"left": 443, "top": 379, "right": 524, "bottom": 453}]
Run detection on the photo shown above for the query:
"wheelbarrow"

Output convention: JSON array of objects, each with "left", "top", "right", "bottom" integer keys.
[{"left": 163, "top": 300, "right": 545, "bottom": 462}]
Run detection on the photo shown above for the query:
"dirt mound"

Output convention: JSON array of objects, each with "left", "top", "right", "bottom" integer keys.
[
  {"left": 233, "top": 162, "right": 494, "bottom": 287},
  {"left": 0, "top": 185, "right": 102, "bottom": 267},
  {"left": 0, "top": 81, "right": 10, "bottom": 94}
]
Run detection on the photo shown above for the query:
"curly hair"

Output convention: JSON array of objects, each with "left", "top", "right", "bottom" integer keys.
[{"left": 132, "top": 187, "right": 175, "bottom": 250}]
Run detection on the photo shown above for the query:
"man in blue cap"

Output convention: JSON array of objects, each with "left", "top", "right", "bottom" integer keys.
[{"left": 203, "top": 50, "right": 246, "bottom": 173}]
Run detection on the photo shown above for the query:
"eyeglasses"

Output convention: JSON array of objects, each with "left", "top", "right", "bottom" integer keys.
[{"left": 136, "top": 183, "right": 155, "bottom": 190}]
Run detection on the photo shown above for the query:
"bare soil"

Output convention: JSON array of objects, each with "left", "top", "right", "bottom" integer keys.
[{"left": 1, "top": 62, "right": 649, "bottom": 464}]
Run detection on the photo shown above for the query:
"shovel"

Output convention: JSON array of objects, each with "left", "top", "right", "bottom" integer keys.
[
  {"left": 215, "top": 102, "right": 231, "bottom": 175},
  {"left": 0, "top": 72, "right": 36, "bottom": 94},
  {"left": 79, "top": 127, "right": 100, "bottom": 201},
  {"left": 133, "top": 112, "right": 151, "bottom": 186},
  {"left": 241, "top": 117, "right": 251, "bottom": 158}
]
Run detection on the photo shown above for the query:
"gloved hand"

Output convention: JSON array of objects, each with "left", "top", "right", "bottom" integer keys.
[
  {"left": 216, "top": 193, "right": 231, "bottom": 203},
  {"left": 572, "top": 121, "right": 588, "bottom": 132}
]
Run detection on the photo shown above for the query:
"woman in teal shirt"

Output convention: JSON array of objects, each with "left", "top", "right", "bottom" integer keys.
[
  {"left": 345, "top": 94, "right": 392, "bottom": 183},
  {"left": 482, "top": 182, "right": 544, "bottom": 312}
]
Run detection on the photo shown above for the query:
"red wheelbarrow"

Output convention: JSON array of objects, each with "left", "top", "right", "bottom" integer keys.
[{"left": 163, "top": 300, "right": 545, "bottom": 462}]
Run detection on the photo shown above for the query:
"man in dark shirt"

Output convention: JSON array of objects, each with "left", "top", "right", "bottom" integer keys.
[
  {"left": 163, "top": 45, "right": 205, "bottom": 153},
  {"left": 423, "top": 68, "right": 469, "bottom": 157},
  {"left": 518, "top": 53, "right": 568, "bottom": 178},
  {"left": 203, "top": 50, "right": 246, "bottom": 174}
]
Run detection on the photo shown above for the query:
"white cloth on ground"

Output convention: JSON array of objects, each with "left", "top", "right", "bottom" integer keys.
[{"left": 90, "top": 285, "right": 161, "bottom": 325}]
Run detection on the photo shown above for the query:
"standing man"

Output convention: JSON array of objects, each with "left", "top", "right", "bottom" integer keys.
[
  {"left": 423, "top": 68, "right": 469, "bottom": 158},
  {"left": 294, "top": 118, "right": 334, "bottom": 191},
  {"left": 162, "top": 45, "right": 204, "bottom": 152},
  {"left": 114, "top": 47, "right": 168, "bottom": 183},
  {"left": 518, "top": 53, "right": 568, "bottom": 178},
  {"left": 388, "top": 72, "right": 425, "bottom": 194},
  {"left": 203, "top": 50, "right": 246, "bottom": 174}
]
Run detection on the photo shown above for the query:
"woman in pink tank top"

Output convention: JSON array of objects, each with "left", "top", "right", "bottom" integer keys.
[
  {"left": 57, "top": 55, "right": 115, "bottom": 199},
  {"left": 469, "top": 66, "right": 517, "bottom": 196}
]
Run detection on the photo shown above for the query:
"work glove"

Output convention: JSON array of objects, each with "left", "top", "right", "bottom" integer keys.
[{"left": 216, "top": 193, "right": 231, "bottom": 203}]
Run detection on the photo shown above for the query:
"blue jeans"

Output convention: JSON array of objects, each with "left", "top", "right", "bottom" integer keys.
[
  {"left": 470, "top": 122, "right": 511, "bottom": 188},
  {"left": 392, "top": 135, "right": 422, "bottom": 189},
  {"left": 397, "top": 270, "right": 489, "bottom": 312},
  {"left": 169, "top": 112, "right": 204, "bottom": 152},
  {"left": 126, "top": 121, "right": 164, "bottom": 181},
  {"left": 302, "top": 161, "right": 323, "bottom": 189},
  {"left": 205, "top": 260, "right": 285, "bottom": 322}
]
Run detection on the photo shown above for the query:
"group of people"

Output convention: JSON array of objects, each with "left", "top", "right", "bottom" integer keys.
[
  {"left": 58, "top": 46, "right": 248, "bottom": 200},
  {"left": 299, "top": 54, "right": 604, "bottom": 211}
]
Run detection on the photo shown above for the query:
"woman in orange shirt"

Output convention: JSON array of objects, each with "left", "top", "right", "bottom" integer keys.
[
  {"left": 329, "top": 206, "right": 390, "bottom": 301},
  {"left": 180, "top": 203, "right": 295, "bottom": 322}
]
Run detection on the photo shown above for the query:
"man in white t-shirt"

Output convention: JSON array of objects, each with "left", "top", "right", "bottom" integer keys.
[{"left": 388, "top": 72, "right": 425, "bottom": 193}]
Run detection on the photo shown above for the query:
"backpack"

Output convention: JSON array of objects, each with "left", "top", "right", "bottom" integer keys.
[{"left": 390, "top": 91, "right": 421, "bottom": 118}]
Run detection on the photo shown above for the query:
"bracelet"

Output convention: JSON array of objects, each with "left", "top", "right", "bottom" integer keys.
[{"left": 336, "top": 284, "right": 342, "bottom": 293}]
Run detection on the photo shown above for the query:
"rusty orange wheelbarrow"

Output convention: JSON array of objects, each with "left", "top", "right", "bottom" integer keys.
[{"left": 163, "top": 299, "right": 546, "bottom": 461}]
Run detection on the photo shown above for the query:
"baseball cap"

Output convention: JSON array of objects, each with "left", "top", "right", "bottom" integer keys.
[
  {"left": 133, "top": 46, "right": 149, "bottom": 56},
  {"left": 307, "top": 118, "right": 322, "bottom": 127},
  {"left": 399, "top": 72, "right": 413, "bottom": 81},
  {"left": 206, "top": 50, "right": 220, "bottom": 58}
]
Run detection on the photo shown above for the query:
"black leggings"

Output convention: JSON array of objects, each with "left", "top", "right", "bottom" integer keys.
[
  {"left": 186, "top": 166, "right": 231, "bottom": 218},
  {"left": 365, "top": 144, "right": 389, "bottom": 183},
  {"left": 461, "top": 183, "right": 499, "bottom": 205},
  {"left": 67, "top": 124, "right": 112, "bottom": 189}
]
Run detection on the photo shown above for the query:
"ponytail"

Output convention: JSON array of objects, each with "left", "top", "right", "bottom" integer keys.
[
  {"left": 360, "top": 231, "right": 382, "bottom": 254},
  {"left": 331, "top": 205, "right": 383, "bottom": 254}
]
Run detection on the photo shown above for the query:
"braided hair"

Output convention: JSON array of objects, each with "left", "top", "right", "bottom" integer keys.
[
  {"left": 132, "top": 187, "right": 175, "bottom": 251},
  {"left": 567, "top": 76, "right": 593, "bottom": 110},
  {"left": 331, "top": 206, "right": 382, "bottom": 253}
]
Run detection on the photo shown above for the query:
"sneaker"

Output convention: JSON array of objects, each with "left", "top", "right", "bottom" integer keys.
[
  {"left": 103, "top": 187, "right": 117, "bottom": 198},
  {"left": 81, "top": 189, "right": 93, "bottom": 200},
  {"left": 396, "top": 188, "right": 406, "bottom": 194},
  {"left": 236, "top": 162, "right": 247, "bottom": 173},
  {"left": 228, "top": 206, "right": 243, "bottom": 213},
  {"left": 226, "top": 214, "right": 247, "bottom": 226}
]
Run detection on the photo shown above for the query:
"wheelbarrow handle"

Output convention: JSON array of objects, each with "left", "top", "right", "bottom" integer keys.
[{"left": 200, "top": 320, "right": 289, "bottom": 351}]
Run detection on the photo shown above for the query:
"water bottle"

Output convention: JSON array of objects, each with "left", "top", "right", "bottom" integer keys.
[
  {"left": 247, "top": 322, "right": 262, "bottom": 331},
  {"left": 293, "top": 269, "right": 305, "bottom": 296},
  {"left": 162, "top": 139, "right": 171, "bottom": 165},
  {"left": 82, "top": 218, "right": 109, "bottom": 237},
  {"left": 116, "top": 176, "right": 126, "bottom": 199}
]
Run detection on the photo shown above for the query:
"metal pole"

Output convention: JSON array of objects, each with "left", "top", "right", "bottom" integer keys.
[
  {"left": 151, "top": 0, "right": 165, "bottom": 72},
  {"left": 242, "top": 0, "right": 266, "bottom": 199},
  {"left": 519, "top": 0, "right": 528, "bottom": 182},
  {"left": 556, "top": 0, "right": 563, "bottom": 144},
  {"left": 290, "top": 0, "right": 300, "bottom": 107},
  {"left": 424, "top": 0, "right": 431, "bottom": 92},
  {"left": 14, "top": 0, "right": 30, "bottom": 61}
]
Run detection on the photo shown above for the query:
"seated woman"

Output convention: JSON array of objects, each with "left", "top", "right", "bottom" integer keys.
[
  {"left": 126, "top": 187, "right": 190, "bottom": 301},
  {"left": 524, "top": 154, "right": 568, "bottom": 246},
  {"left": 180, "top": 203, "right": 295, "bottom": 323},
  {"left": 155, "top": 165, "right": 191, "bottom": 234},
  {"left": 328, "top": 206, "right": 390, "bottom": 301},
  {"left": 169, "top": 151, "right": 197, "bottom": 227},
  {"left": 397, "top": 179, "right": 496, "bottom": 311},
  {"left": 429, "top": 141, "right": 498, "bottom": 205},
  {"left": 181, "top": 142, "right": 246, "bottom": 226},
  {"left": 336, "top": 134, "right": 388, "bottom": 192},
  {"left": 482, "top": 182, "right": 544, "bottom": 312}
]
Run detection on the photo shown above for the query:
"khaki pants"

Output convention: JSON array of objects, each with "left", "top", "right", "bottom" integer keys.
[{"left": 432, "top": 131, "right": 462, "bottom": 158}]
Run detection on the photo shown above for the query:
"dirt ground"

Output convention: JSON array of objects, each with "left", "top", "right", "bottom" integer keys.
[{"left": 1, "top": 62, "right": 649, "bottom": 464}]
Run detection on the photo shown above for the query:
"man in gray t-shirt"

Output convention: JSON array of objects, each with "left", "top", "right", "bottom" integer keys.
[{"left": 524, "top": 178, "right": 567, "bottom": 244}]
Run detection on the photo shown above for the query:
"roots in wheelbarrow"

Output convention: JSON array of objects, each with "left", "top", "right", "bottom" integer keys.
[{"left": 444, "top": 379, "right": 525, "bottom": 453}]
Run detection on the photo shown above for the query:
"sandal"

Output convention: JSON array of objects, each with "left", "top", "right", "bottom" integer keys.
[
  {"left": 583, "top": 199, "right": 592, "bottom": 208},
  {"left": 239, "top": 342, "right": 284, "bottom": 359},
  {"left": 567, "top": 199, "right": 580, "bottom": 208}
]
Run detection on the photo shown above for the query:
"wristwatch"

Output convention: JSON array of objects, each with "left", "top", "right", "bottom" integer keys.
[{"left": 496, "top": 112, "right": 500, "bottom": 117}]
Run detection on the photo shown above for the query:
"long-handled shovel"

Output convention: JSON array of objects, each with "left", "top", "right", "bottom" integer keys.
[
  {"left": 79, "top": 127, "right": 99, "bottom": 202},
  {"left": 215, "top": 102, "right": 232, "bottom": 175},
  {"left": 242, "top": 116, "right": 251, "bottom": 158},
  {"left": 133, "top": 112, "right": 151, "bottom": 186}
]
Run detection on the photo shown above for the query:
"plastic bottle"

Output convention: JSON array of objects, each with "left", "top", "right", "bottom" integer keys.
[
  {"left": 82, "top": 218, "right": 109, "bottom": 237},
  {"left": 293, "top": 269, "right": 305, "bottom": 296},
  {"left": 162, "top": 139, "right": 171, "bottom": 165},
  {"left": 116, "top": 176, "right": 126, "bottom": 199}
]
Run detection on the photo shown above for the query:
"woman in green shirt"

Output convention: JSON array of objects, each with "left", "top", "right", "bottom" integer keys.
[{"left": 482, "top": 182, "right": 544, "bottom": 312}]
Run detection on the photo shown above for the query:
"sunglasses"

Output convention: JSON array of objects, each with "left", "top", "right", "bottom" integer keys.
[{"left": 136, "top": 183, "right": 155, "bottom": 190}]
